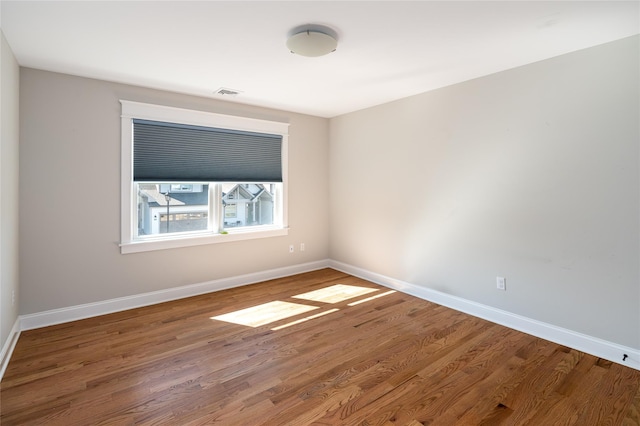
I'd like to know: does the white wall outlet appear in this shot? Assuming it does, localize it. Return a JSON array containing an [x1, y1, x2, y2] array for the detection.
[[300, 243, 305, 252], [496, 276, 506, 291], [289, 244, 294, 253]]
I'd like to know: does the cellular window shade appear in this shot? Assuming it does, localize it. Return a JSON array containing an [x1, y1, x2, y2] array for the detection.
[[133, 119, 283, 182]]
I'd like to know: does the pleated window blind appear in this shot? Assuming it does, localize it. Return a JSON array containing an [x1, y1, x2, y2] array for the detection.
[[133, 119, 283, 182]]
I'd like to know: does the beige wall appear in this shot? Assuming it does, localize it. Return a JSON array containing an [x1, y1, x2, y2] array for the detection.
[[329, 36, 640, 348], [19, 69, 329, 314], [1, 30, 20, 347]]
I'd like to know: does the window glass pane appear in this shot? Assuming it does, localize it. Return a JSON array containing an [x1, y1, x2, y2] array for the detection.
[[137, 183, 209, 236], [222, 183, 277, 229]]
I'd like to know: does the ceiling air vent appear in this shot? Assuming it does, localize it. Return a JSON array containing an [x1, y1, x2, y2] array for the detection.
[[215, 87, 242, 96]]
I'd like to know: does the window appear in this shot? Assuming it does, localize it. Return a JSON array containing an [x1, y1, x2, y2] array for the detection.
[[138, 183, 209, 235], [121, 101, 289, 253]]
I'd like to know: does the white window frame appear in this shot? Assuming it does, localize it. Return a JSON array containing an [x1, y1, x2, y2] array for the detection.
[[120, 100, 289, 254]]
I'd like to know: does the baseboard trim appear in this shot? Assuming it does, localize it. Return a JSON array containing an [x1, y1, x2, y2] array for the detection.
[[10, 258, 639, 376], [0, 318, 21, 382], [329, 260, 640, 371], [19, 259, 330, 332]]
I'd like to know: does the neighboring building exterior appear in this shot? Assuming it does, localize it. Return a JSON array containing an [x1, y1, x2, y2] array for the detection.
[[137, 183, 275, 235], [222, 183, 275, 229]]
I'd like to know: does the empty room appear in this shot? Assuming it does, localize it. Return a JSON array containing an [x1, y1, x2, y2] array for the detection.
[[1, 1, 639, 424]]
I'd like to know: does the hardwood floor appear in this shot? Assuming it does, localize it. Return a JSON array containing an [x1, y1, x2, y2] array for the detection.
[[2, 268, 639, 425]]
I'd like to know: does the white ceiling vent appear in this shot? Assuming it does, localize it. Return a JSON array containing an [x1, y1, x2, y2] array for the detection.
[[215, 87, 242, 96]]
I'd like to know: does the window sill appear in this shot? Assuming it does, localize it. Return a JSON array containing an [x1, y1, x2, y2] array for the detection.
[[120, 227, 289, 254]]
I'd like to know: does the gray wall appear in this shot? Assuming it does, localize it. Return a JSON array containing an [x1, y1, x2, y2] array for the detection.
[[19, 69, 329, 314], [329, 36, 640, 348], [1, 30, 20, 347]]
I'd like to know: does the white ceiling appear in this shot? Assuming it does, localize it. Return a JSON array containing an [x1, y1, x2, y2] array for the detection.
[[1, 1, 638, 118]]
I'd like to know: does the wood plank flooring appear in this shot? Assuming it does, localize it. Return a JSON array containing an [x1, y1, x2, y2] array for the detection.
[[1, 268, 639, 425]]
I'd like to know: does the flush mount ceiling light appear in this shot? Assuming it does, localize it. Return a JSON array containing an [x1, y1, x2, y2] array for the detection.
[[286, 27, 338, 57]]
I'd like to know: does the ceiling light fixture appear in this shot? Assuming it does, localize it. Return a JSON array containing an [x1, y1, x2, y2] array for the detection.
[[286, 27, 337, 57]]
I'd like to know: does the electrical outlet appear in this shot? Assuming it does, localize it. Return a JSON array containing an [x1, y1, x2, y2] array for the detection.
[[289, 245, 294, 253], [300, 243, 305, 252], [496, 276, 506, 291]]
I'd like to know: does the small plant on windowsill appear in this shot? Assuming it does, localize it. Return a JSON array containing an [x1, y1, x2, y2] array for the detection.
[[220, 230, 228, 234]]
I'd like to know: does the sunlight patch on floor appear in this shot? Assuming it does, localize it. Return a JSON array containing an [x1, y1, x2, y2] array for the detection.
[[211, 301, 318, 327], [271, 308, 340, 331], [347, 290, 396, 306], [292, 284, 378, 303]]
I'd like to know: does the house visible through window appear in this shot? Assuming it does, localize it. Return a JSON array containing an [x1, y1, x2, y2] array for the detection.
[[120, 101, 289, 253], [169, 184, 194, 192], [136, 182, 277, 236], [137, 183, 210, 235]]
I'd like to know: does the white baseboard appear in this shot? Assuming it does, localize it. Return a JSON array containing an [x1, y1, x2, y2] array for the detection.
[[1, 260, 324, 382], [329, 260, 640, 371], [7, 258, 638, 381], [0, 318, 21, 381], [19, 259, 330, 331]]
